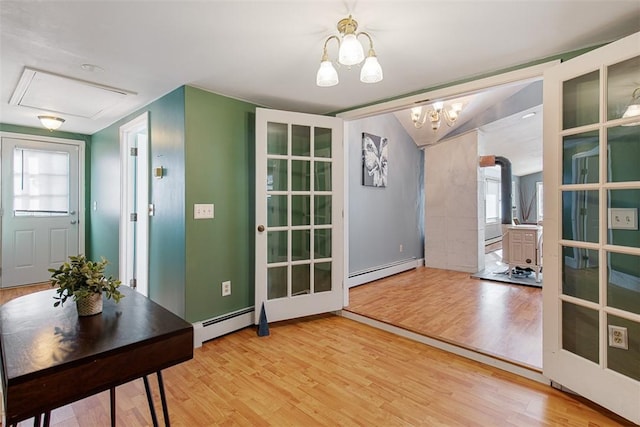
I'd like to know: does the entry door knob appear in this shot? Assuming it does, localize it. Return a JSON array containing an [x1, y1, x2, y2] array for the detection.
[[257, 225, 265, 232], [70, 220, 77, 224]]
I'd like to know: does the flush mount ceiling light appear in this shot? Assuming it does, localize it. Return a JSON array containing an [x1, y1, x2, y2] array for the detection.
[[622, 87, 640, 126], [411, 102, 463, 131], [38, 115, 65, 131], [316, 15, 383, 87]]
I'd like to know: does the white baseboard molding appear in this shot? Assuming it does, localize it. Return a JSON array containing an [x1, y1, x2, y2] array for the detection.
[[339, 310, 548, 385], [193, 307, 254, 348], [347, 258, 424, 288]]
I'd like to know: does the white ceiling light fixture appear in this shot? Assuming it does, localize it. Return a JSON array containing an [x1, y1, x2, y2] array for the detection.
[[38, 115, 65, 131], [622, 87, 640, 125], [411, 102, 463, 131], [316, 15, 383, 87]]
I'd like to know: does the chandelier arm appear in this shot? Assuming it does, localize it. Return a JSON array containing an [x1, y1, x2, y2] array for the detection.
[[322, 35, 341, 56], [632, 87, 640, 100], [357, 32, 374, 50], [442, 109, 456, 127]]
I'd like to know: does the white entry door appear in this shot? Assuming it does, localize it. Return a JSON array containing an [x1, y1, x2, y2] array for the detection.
[[1, 136, 81, 287], [543, 31, 640, 424], [255, 108, 343, 323]]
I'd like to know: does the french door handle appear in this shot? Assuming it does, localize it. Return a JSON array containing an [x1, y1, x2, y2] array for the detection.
[[69, 210, 76, 215], [70, 220, 77, 224], [257, 225, 265, 232]]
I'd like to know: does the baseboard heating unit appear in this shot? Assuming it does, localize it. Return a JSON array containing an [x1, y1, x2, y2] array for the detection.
[[347, 258, 424, 288], [192, 307, 254, 347]]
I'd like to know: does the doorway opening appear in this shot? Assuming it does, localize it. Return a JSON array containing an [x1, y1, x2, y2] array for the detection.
[[339, 63, 550, 372]]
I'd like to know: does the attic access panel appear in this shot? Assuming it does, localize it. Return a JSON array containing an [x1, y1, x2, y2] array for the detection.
[[10, 68, 135, 119]]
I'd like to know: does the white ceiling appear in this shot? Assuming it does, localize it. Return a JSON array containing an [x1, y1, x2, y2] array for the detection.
[[1, 1, 639, 135]]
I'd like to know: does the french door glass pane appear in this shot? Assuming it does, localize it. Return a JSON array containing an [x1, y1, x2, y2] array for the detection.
[[314, 229, 331, 258], [314, 195, 331, 225], [291, 230, 310, 261], [562, 247, 599, 303], [267, 122, 288, 155], [267, 159, 287, 191], [562, 190, 599, 243], [607, 314, 640, 381], [607, 125, 640, 182], [607, 189, 640, 248], [291, 195, 310, 226], [607, 252, 640, 315], [292, 264, 311, 296], [562, 131, 599, 185], [264, 119, 335, 303], [315, 161, 332, 191], [292, 125, 311, 156], [13, 148, 69, 216], [314, 262, 332, 293], [314, 127, 332, 158], [607, 55, 640, 121], [563, 70, 599, 130], [291, 160, 310, 191], [267, 195, 287, 227], [562, 301, 599, 363], [267, 231, 287, 263], [267, 266, 287, 300]]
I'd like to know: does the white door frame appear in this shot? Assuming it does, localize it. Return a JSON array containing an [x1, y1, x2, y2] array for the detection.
[[0, 131, 86, 278], [337, 61, 559, 308], [119, 112, 149, 296]]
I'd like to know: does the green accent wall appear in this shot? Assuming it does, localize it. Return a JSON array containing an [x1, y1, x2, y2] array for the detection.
[[184, 86, 256, 323], [90, 87, 187, 317], [88, 86, 255, 323]]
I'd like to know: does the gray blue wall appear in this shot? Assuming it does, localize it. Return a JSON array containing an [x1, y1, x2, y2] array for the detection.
[[348, 113, 424, 275], [518, 171, 542, 223]]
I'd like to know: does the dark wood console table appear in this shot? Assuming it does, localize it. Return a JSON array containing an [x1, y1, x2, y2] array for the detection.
[[0, 286, 193, 426]]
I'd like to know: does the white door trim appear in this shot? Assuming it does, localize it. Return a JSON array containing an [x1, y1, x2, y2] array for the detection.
[[119, 112, 149, 296], [0, 131, 86, 257]]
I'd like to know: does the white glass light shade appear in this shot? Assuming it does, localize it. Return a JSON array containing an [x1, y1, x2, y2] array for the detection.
[[623, 103, 640, 119], [410, 107, 423, 122], [38, 115, 65, 130], [622, 103, 640, 126], [316, 61, 339, 87], [338, 34, 365, 66], [360, 56, 383, 83], [432, 101, 444, 111]]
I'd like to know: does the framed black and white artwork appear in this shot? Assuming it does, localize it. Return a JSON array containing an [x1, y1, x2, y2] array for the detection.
[[362, 132, 388, 187]]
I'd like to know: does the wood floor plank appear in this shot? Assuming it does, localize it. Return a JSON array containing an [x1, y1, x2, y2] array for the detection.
[[345, 266, 543, 369]]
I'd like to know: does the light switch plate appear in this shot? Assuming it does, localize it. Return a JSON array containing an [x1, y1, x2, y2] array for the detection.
[[608, 208, 638, 230], [194, 203, 214, 219]]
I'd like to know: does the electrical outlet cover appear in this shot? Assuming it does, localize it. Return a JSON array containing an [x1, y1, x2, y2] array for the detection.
[[608, 325, 628, 350]]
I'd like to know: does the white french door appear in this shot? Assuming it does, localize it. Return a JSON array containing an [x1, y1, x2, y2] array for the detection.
[[255, 108, 343, 324], [1, 136, 82, 287], [543, 32, 640, 424]]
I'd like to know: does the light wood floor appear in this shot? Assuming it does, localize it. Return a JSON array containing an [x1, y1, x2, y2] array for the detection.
[[1, 283, 629, 426], [345, 267, 543, 370]]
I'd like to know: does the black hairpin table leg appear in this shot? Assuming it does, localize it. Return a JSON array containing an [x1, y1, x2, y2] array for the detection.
[[156, 371, 171, 427], [143, 375, 160, 427], [110, 387, 116, 427]]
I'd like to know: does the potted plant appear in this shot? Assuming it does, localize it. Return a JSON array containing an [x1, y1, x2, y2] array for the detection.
[[49, 254, 124, 316]]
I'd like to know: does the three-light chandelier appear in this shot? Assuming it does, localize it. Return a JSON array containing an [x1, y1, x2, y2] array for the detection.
[[316, 15, 383, 87]]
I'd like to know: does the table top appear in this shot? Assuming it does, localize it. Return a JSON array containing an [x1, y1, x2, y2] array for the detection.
[[0, 285, 193, 389]]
